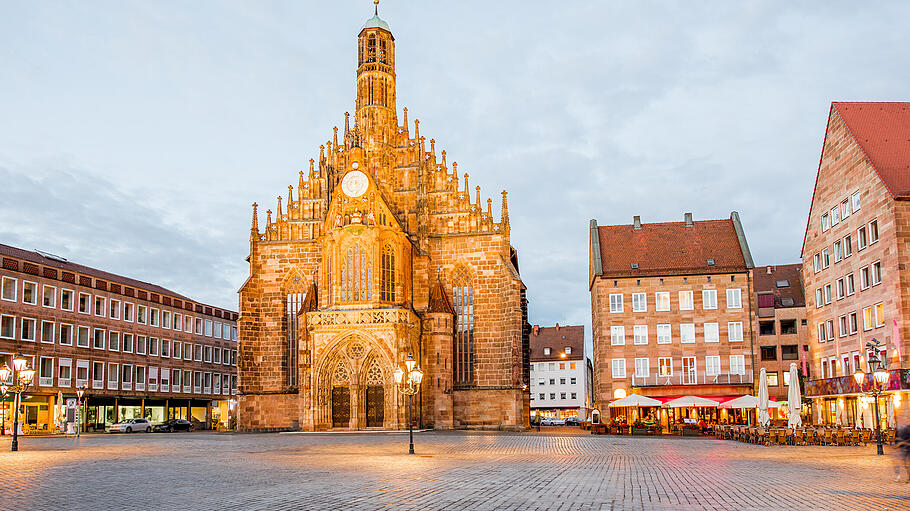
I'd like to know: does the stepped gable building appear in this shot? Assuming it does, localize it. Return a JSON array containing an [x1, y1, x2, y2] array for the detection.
[[529, 324, 591, 420], [751, 264, 809, 402], [0, 242, 238, 433], [801, 102, 910, 424], [589, 213, 756, 416], [238, 8, 530, 431]]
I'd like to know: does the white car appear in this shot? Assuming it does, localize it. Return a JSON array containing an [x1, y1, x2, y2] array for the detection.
[[540, 418, 566, 426], [109, 418, 152, 433]]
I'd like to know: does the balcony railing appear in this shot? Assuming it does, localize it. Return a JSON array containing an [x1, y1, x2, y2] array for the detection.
[[631, 371, 754, 387]]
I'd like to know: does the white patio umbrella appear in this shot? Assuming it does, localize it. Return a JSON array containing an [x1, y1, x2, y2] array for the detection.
[[787, 363, 802, 429], [719, 395, 780, 409], [861, 401, 874, 429], [757, 368, 770, 427], [608, 394, 662, 407], [661, 395, 720, 408], [887, 396, 895, 428], [834, 400, 844, 426]]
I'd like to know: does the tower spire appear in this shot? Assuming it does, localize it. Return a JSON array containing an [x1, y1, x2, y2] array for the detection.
[[374, 0, 379, 15]]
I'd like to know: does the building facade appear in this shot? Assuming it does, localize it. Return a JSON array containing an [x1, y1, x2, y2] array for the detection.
[[529, 324, 590, 420], [589, 213, 756, 423], [751, 264, 809, 402], [801, 102, 910, 425], [238, 9, 529, 432], [0, 243, 238, 434]]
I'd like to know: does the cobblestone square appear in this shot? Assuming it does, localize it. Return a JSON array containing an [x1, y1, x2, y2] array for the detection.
[[1, 429, 908, 510]]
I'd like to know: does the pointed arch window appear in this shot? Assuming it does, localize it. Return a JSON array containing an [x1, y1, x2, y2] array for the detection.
[[367, 34, 377, 63], [284, 278, 307, 387], [452, 266, 474, 385], [381, 244, 396, 302], [341, 244, 371, 302]]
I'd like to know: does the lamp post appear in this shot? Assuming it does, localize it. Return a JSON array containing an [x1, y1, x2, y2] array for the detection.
[[1, 354, 36, 452], [393, 353, 423, 455], [852, 338, 890, 456], [75, 384, 87, 438]]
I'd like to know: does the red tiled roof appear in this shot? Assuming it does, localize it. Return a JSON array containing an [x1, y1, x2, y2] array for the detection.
[[833, 102, 910, 199], [0, 242, 236, 317], [530, 324, 584, 362], [751, 264, 805, 308], [596, 219, 748, 277]]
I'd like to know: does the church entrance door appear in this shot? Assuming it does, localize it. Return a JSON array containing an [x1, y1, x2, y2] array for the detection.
[[365, 385, 384, 427], [331, 386, 350, 427]]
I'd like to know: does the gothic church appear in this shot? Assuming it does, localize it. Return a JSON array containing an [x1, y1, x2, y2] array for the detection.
[[238, 7, 530, 431]]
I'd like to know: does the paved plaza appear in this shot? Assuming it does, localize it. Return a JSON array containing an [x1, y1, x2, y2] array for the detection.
[[0, 428, 908, 510]]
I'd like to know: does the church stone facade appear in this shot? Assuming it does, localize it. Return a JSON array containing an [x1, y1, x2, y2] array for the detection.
[[237, 10, 530, 431]]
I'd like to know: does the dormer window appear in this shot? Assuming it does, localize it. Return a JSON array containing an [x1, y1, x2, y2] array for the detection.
[[543, 347, 551, 355], [565, 347, 572, 355]]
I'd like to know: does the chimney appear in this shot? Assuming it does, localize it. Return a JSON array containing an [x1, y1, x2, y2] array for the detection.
[[533, 325, 539, 336], [555, 323, 560, 331], [766, 266, 773, 274], [684, 212, 693, 227], [633, 215, 642, 230]]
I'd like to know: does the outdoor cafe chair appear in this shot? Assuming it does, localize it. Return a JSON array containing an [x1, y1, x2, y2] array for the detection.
[[793, 429, 805, 446]]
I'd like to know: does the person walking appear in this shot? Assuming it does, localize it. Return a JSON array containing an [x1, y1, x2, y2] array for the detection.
[[894, 422, 910, 482]]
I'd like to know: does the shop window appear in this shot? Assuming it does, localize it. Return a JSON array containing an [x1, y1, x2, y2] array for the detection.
[[766, 372, 779, 387]]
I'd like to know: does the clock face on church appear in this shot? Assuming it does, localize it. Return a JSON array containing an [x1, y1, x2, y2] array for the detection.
[[341, 170, 369, 197]]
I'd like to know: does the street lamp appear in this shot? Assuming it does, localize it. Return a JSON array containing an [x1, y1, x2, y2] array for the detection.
[[75, 384, 87, 438], [852, 338, 890, 456], [1, 354, 35, 452], [393, 353, 423, 455]]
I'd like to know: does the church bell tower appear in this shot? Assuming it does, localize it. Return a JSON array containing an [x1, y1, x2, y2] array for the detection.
[[355, 1, 397, 148]]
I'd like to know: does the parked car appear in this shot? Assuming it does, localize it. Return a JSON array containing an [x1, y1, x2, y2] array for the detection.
[[153, 419, 194, 433], [540, 418, 566, 426], [564, 417, 581, 426], [109, 418, 152, 433]]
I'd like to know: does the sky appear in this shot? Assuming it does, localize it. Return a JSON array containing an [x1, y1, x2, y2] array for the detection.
[[2, 1, 909, 354]]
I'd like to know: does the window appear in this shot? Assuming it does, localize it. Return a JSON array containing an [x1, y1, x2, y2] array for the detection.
[[704, 322, 719, 343], [655, 292, 670, 311], [857, 226, 868, 250], [559, 377, 566, 384], [149, 367, 159, 392], [78, 292, 90, 313], [171, 369, 179, 391], [570, 376, 577, 383], [874, 303, 885, 328], [702, 290, 717, 310], [780, 319, 797, 334], [846, 274, 855, 296], [19, 318, 36, 342], [341, 244, 372, 302], [135, 366, 146, 391], [680, 323, 695, 343], [727, 322, 743, 342], [75, 360, 89, 388], [838, 315, 848, 337], [815, 288, 822, 308], [871, 261, 881, 286], [823, 284, 832, 304], [843, 235, 852, 258], [766, 372, 779, 387], [381, 244, 396, 301], [94, 296, 105, 317], [781, 345, 799, 360], [833, 241, 842, 263], [0, 315, 14, 339], [822, 249, 830, 269], [137, 305, 147, 324], [76, 326, 89, 347], [609, 294, 623, 313], [725, 288, 742, 309], [656, 324, 671, 344], [836, 278, 845, 300], [42, 285, 56, 308], [87, 327, 103, 349], [59, 323, 73, 345], [821, 213, 829, 232], [538, 393, 544, 400], [634, 358, 649, 378], [860, 267, 870, 290], [58, 358, 72, 387], [183, 369, 191, 393], [59, 289, 74, 311], [149, 337, 159, 357], [184, 343, 192, 360], [611, 359, 626, 379], [759, 321, 775, 335], [705, 356, 721, 377], [173, 341, 182, 359], [658, 357, 672, 377], [108, 362, 119, 390], [109, 299, 120, 319], [729, 355, 745, 375], [123, 302, 134, 322], [841, 199, 850, 220], [852, 191, 861, 212], [162, 311, 171, 329], [231, 327, 237, 341], [813, 254, 820, 273], [817, 323, 826, 343], [174, 313, 182, 331], [22, 281, 38, 305], [452, 268, 475, 385], [108, 331, 120, 351], [213, 321, 221, 339], [194, 344, 203, 362], [543, 347, 550, 355], [193, 371, 202, 393], [565, 346, 572, 355], [1, 277, 15, 302], [40, 320, 54, 344], [136, 336, 147, 355], [185, 316, 193, 332], [679, 291, 694, 310], [162, 339, 171, 358], [631, 292, 646, 312], [39, 357, 54, 386], [550, 393, 556, 400], [204, 319, 212, 337], [760, 346, 777, 361], [848, 312, 858, 334], [204, 345, 212, 363], [633, 325, 648, 345], [549, 379, 555, 385], [868, 220, 879, 244], [610, 326, 625, 346], [195, 318, 203, 335], [122, 333, 134, 353], [92, 361, 104, 389], [150, 308, 159, 327], [213, 346, 221, 364]]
